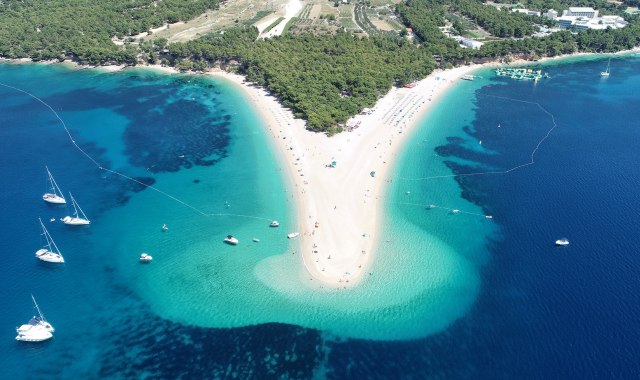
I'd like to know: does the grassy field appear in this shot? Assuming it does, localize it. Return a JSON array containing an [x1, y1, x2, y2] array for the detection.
[[149, 0, 285, 42]]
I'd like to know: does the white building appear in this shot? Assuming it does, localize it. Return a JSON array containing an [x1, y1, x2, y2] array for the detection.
[[562, 7, 599, 18], [512, 8, 542, 17], [546, 9, 558, 20], [556, 7, 628, 30], [460, 38, 483, 49]]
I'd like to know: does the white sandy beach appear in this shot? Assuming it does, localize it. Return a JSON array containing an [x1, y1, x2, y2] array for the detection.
[[210, 64, 484, 287]]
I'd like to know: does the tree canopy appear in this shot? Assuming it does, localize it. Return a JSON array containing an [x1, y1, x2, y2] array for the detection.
[[1, 0, 639, 132], [169, 30, 436, 132], [0, 0, 219, 64]]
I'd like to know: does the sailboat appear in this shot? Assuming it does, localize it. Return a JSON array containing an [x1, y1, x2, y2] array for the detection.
[[61, 192, 90, 225], [15, 294, 55, 342], [42, 166, 66, 204], [600, 59, 610, 77], [35, 218, 64, 263]]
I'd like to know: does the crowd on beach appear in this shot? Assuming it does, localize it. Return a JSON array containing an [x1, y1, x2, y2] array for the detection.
[[216, 66, 480, 289]]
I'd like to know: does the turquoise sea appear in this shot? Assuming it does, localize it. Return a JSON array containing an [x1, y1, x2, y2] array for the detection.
[[1, 54, 639, 378]]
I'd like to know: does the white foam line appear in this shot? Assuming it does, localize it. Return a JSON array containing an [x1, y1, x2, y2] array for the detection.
[[400, 93, 558, 181], [1, 82, 271, 221]]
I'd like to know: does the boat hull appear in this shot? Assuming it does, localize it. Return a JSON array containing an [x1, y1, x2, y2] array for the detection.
[[15, 322, 54, 342], [43, 194, 66, 204], [62, 216, 90, 225], [15, 331, 53, 342], [35, 249, 64, 263]]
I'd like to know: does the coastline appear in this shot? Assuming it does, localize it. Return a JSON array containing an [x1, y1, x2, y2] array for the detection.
[[207, 65, 485, 287], [2, 49, 635, 288]]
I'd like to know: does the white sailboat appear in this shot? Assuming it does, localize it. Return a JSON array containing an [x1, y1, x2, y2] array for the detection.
[[61, 192, 90, 225], [35, 218, 64, 263], [42, 166, 66, 204], [600, 59, 610, 77], [15, 295, 55, 342]]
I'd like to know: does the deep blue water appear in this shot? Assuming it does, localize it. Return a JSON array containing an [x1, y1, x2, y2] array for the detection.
[[1, 56, 639, 378], [330, 55, 640, 378]]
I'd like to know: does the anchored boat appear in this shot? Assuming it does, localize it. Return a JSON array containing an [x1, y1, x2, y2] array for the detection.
[[42, 166, 66, 204], [35, 218, 64, 263], [61, 192, 90, 225], [15, 295, 55, 342]]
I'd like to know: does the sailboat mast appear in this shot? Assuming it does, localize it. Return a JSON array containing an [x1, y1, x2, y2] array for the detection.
[[45, 166, 65, 199], [38, 218, 52, 251], [40, 218, 62, 255], [69, 192, 79, 218], [31, 294, 46, 321], [71, 193, 89, 220]]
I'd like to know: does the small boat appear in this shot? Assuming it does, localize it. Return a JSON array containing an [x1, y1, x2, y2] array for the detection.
[[252, 238, 260, 243], [16, 295, 55, 342], [35, 218, 64, 263], [428, 204, 436, 209], [61, 192, 90, 225], [269, 221, 280, 228], [224, 235, 239, 245], [162, 224, 168, 232], [600, 58, 610, 77], [42, 166, 66, 204], [452, 209, 460, 214], [461, 74, 475, 81], [287, 232, 300, 239], [485, 215, 493, 219], [139, 253, 153, 262], [555, 238, 570, 246]]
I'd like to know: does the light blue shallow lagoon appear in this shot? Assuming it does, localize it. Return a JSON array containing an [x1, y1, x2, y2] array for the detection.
[[1, 53, 639, 378]]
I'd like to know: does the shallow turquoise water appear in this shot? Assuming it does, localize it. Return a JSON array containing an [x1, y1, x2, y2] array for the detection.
[[3, 53, 640, 378], [0, 62, 489, 357]]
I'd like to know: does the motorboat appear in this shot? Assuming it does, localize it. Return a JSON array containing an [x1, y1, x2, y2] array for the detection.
[[462, 74, 475, 81], [555, 238, 570, 246], [42, 166, 66, 204], [287, 232, 300, 239], [61, 192, 90, 225], [16, 295, 54, 342], [252, 238, 260, 243], [224, 235, 239, 245], [139, 253, 153, 263], [269, 221, 280, 227], [35, 218, 64, 263]]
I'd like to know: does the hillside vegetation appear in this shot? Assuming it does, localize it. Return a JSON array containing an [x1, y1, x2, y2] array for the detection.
[[168, 29, 436, 132], [1, 0, 640, 133], [0, 0, 219, 64]]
